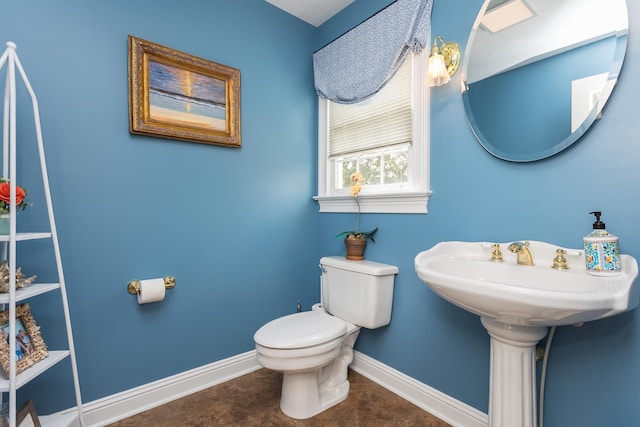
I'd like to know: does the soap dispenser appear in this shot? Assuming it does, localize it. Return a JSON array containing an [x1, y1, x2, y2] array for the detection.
[[583, 211, 621, 275]]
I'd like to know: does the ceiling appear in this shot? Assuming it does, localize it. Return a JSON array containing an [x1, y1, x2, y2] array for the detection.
[[264, 0, 355, 27]]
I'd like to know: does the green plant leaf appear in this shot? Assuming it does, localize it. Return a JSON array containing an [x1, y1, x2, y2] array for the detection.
[[361, 227, 378, 243], [336, 231, 355, 239], [336, 227, 378, 243]]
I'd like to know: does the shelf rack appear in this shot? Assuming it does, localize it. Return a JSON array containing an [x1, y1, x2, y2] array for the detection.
[[0, 42, 84, 427]]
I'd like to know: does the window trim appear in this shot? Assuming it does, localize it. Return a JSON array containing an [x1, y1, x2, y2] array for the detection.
[[314, 50, 431, 214]]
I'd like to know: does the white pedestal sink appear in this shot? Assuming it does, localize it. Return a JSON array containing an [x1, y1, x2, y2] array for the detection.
[[415, 241, 639, 427]]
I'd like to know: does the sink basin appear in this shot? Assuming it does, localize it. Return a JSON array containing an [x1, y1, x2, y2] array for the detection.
[[415, 240, 639, 426], [415, 241, 639, 326]]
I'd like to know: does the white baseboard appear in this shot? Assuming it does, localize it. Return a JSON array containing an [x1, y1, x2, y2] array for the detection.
[[61, 350, 262, 427], [55, 350, 487, 427], [351, 351, 488, 427]]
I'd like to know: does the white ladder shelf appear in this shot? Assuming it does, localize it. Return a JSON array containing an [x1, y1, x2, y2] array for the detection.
[[0, 42, 84, 427]]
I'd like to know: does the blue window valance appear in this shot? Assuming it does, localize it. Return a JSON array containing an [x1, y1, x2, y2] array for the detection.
[[313, 0, 433, 104]]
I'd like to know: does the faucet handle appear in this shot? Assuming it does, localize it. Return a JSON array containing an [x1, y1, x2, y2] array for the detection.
[[508, 241, 527, 253], [489, 243, 504, 262], [551, 249, 570, 270]]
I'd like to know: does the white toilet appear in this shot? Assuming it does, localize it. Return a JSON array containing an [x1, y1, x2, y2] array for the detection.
[[254, 256, 398, 419]]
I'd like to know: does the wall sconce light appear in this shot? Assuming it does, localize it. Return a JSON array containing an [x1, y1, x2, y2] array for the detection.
[[426, 36, 462, 87]]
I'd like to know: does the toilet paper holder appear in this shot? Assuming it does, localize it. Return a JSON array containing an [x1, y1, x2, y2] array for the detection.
[[127, 276, 176, 295]]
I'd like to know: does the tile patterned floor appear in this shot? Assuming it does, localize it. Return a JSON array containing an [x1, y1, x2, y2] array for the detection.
[[108, 368, 451, 426]]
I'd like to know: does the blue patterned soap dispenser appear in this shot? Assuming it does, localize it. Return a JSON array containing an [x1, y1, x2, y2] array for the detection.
[[583, 211, 621, 276]]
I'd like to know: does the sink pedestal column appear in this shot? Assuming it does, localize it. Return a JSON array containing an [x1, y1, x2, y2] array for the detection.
[[481, 318, 548, 427]]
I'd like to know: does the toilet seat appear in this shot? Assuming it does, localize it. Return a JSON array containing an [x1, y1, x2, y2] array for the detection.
[[254, 311, 346, 349]]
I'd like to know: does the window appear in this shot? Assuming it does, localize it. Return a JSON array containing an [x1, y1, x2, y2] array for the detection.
[[315, 50, 431, 214]]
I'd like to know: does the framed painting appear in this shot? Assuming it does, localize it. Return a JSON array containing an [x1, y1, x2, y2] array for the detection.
[[128, 35, 241, 148], [0, 304, 48, 378]]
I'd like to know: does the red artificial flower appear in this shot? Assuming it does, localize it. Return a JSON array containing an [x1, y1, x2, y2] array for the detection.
[[0, 182, 26, 206]]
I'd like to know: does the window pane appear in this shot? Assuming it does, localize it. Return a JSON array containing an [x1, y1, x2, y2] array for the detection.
[[384, 150, 408, 184], [359, 154, 381, 186], [336, 146, 408, 189], [339, 159, 357, 188]]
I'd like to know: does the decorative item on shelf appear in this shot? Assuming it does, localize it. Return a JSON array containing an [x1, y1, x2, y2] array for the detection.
[[0, 261, 36, 293], [0, 177, 30, 235], [336, 171, 378, 261], [0, 303, 48, 378], [0, 214, 7, 236], [16, 400, 41, 427]]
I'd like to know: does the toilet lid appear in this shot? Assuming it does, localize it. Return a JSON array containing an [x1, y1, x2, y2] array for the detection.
[[254, 311, 347, 349]]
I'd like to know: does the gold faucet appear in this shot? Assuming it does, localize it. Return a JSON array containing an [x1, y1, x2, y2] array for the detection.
[[489, 243, 504, 262], [508, 241, 535, 266], [551, 249, 570, 270]]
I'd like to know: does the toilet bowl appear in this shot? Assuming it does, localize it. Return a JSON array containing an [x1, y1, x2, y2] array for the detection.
[[254, 257, 398, 420], [255, 307, 359, 419]]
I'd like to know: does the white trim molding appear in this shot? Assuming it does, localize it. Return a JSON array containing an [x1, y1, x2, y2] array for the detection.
[[351, 351, 488, 427], [314, 191, 432, 214], [58, 351, 262, 427], [52, 350, 486, 427]]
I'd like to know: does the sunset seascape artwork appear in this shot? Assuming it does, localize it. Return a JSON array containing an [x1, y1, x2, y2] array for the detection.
[[148, 61, 227, 132], [129, 35, 241, 147]]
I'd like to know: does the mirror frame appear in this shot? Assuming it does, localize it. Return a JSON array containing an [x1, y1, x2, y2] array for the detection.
[[461, 0, 629, 162]]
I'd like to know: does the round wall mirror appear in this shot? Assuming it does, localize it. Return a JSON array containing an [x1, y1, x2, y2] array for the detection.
[[461, 0, 628, 162]]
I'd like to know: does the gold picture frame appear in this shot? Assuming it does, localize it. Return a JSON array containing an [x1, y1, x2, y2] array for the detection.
[[0, 304, 48, 377], [128, 35, 241, 148]]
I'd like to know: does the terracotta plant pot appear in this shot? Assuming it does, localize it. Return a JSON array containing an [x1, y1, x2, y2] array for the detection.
[[344, 237, 367, 260]]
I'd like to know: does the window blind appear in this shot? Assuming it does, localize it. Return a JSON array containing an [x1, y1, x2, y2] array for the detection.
[[328, 56, 413, 158]]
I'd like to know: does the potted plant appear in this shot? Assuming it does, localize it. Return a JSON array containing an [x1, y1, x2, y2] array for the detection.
[[336, 171, 377, 260], [0, 178, 29, 234]]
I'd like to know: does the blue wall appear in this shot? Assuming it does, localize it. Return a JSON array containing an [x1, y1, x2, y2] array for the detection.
[[0, 0, 319, 414], [319, 1, 640, 426], [2, 1, 640, 426]]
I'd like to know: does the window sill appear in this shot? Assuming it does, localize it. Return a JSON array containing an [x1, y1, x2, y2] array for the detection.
[[314, 191, 432, 214]]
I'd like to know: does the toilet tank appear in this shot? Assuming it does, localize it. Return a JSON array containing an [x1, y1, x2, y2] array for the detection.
[[320, 256, 398, 329]]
